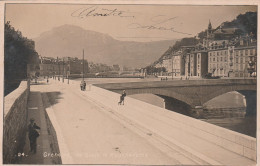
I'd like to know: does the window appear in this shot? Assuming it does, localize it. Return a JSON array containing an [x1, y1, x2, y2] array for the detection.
[[250, 49, 253, 55], [225, 51, 227, 55], [224, 57, 227, 62], [217, 52, 219, 56], [209, 53, 211, 56], [245, 50, 248, 55], [217, 57, 219, 62], [213, 58, 215, 62], [235, 51, 239, 56], [240, 58, 243, 63], [221, 57, 223, 62], [240, 64, 243, 70], [236, 58, 238, 63]]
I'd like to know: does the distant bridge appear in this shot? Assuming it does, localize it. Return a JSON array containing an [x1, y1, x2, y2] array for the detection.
[[95, 79, 256, 117]]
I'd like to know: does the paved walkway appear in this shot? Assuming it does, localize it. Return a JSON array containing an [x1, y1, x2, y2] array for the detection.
[[19, 84, 53, 164], [18, 78, 257, 165], [57, 79, 256, 166], [39, 79, 198, 165]]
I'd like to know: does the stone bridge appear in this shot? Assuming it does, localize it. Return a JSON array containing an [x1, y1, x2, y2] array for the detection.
[[95, 79, 257, 117]]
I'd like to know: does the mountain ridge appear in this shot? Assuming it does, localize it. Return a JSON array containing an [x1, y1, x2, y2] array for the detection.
[[34, 24, 177, 68]]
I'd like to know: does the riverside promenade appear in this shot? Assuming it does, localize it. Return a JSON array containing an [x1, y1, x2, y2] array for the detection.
[[20, 78, 256, 165]]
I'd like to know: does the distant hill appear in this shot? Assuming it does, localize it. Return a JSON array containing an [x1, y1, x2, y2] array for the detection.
[[34, 24, 177, 68], [152, 37, 199, 66], [217, 12, 257, 37]]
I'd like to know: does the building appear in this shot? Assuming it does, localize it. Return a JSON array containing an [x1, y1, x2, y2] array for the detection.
[[228, 45, 257, 77], [39, 63, 60, 76], [208, 45, 257, 77], [112, 64, 120, 71], [38, 56, 88, 77], [208, 47, 228, 77], [189, 53, 197, 77], [172, 51, 182, 77], [196, 51, 208, 77], [184, 53, 191, 77], [152, 19, 257, 78], [162, 58, 172, 74], [184, 50, 208, 78]]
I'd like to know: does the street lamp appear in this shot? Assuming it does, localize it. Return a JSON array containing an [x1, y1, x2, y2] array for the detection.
[[67, 63, 70, 84], [57, 57, 60, 81], [171, 58, 173, 80], [248, 60, 255, 77], [80, 49, 86, 91], [62, 58, 64, 83]]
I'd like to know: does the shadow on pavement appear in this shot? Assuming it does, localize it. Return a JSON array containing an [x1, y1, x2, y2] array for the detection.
[[30, 82, 49, 85], [43, 92, 63, 108]]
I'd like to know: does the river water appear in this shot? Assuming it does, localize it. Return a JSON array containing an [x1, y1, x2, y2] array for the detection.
[[76, 77, 256, 137]]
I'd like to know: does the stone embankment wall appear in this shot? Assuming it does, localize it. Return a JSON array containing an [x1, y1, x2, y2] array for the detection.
[[3, 81, 30, 164], [174, 113, 257, 161]]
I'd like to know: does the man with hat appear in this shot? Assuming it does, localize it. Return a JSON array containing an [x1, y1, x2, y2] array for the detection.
[[28, 118, 40, 154]]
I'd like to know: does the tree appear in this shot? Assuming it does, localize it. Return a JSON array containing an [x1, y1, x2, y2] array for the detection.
[[4, 21, 39, 95]]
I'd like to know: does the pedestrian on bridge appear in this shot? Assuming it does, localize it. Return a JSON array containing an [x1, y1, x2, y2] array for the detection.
[[28, 118, 40, 154], [118, 90, 126, 105]]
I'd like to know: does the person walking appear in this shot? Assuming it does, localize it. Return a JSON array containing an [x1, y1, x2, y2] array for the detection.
[[80, 80, 86, 91], [28, 118, 40, 154], [118, 90, 126, 105]]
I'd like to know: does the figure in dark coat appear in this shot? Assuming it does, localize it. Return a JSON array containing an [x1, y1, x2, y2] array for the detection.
[[80, 81, 86, 91], [28, 118, 40, 154], [118, 90, 126, 105]]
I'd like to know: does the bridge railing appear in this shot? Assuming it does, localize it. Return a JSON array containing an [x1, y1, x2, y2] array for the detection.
[[94, 79, 257, 90]]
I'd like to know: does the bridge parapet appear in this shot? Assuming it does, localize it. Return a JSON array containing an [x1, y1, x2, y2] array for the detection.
[[95, 79, 256, 117], [95, 79, 256, 90]]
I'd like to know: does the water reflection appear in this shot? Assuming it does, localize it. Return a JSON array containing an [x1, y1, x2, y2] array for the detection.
[[130, 92, 256, 138]]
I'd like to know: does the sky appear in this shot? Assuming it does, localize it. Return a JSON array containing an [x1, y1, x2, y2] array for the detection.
[[5, 4, 257, 42]]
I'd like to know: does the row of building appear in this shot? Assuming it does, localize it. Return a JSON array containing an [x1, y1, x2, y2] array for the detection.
[[27, 56, 133, 78], [152, 22, 257, 78], [26, 57, 89, 78], [38, 57, 88, 77]]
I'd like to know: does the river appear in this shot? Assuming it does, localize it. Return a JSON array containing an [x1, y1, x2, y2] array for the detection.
[[75, 77, 256, 137]]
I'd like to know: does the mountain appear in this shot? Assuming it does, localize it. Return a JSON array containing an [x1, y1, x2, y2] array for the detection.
[[34, 24, 177, 68]]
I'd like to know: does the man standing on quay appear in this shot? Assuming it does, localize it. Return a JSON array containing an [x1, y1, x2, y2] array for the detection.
[[118, 90, 127, 105], [28, 118, 40, 154]]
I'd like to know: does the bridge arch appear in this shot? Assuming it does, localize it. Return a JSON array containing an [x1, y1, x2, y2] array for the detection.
[[125, 88, 195, 107], [121, 84, 256, 109], [200, 85, 256, 105]]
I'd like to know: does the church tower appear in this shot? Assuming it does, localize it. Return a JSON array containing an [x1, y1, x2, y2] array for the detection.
[[203, 20, 214, 48], [207, 20, 213, 39]]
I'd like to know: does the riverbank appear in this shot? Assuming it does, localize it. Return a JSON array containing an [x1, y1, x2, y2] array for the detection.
[[68, 77, 256, 137]]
